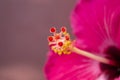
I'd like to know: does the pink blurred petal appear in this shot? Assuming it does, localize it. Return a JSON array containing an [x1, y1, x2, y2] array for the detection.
[[45, 52, 102, 80], [45, 0, 120, 80], [71, 0, 120, 52]]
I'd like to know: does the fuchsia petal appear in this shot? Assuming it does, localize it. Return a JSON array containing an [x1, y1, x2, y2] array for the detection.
[[45, 0, 120, 80], [71, 0, 120, 52], [111, 10, 120, 48], [45, 51, 102, 80]]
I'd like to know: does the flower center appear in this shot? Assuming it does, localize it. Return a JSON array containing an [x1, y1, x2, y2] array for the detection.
[[100, 46, 120, 79]]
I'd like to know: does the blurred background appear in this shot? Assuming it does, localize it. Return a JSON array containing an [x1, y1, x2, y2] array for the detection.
[[0, 0, 76, 80]]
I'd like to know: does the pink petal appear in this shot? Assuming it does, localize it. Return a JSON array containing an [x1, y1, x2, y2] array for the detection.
[[71, 0, 120, 52], [44, 51, 102, 80], [111, 11, 120, 48], [45, 0, 120, 80]]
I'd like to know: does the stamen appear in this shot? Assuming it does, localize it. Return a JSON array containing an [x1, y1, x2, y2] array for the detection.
[[48, 26, 117, 66], [65, 35, 70, 40], [55, 34, 60, 40]]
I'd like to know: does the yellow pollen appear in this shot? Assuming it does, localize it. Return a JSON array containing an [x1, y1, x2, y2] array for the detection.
[[48, 26, 72, 55]]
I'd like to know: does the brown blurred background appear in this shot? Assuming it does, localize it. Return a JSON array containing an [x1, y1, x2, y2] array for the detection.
[[0, 0, 76, 80]]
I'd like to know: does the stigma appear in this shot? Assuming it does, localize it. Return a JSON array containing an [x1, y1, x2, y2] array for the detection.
[[48, 26, 72, 55]]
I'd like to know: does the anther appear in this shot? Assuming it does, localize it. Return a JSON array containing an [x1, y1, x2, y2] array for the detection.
[[55, 34, 60, 40], [65, 35, 70, 40]]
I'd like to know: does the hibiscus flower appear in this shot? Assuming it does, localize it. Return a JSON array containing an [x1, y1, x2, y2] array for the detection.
[[44, 0, 120, 80]]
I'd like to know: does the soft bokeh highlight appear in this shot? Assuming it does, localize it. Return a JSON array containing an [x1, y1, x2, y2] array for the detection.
[[0, 0, 75, 80]]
